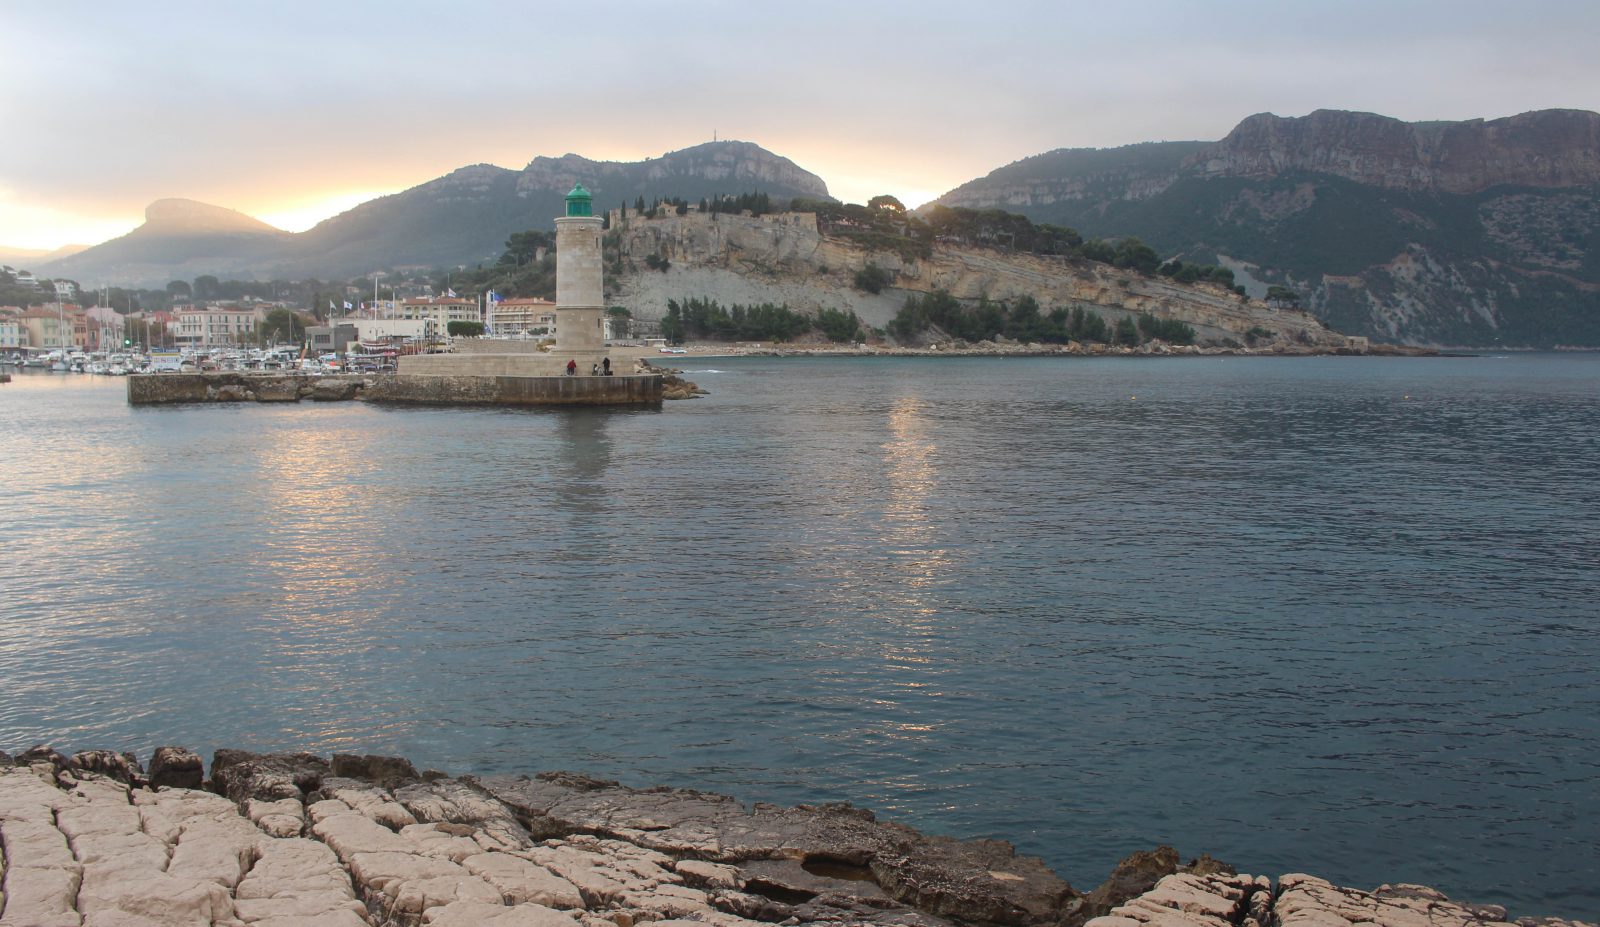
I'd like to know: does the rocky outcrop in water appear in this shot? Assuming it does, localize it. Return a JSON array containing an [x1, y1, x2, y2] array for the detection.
[[0, 747, 1591, 927]]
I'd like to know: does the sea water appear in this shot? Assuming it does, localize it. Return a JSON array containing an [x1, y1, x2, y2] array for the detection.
[[1, 355, 1596, 917]]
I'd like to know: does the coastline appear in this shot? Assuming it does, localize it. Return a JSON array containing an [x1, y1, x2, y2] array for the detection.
[[647, 340, 1443, 360], [1, 745, 1588, 927]]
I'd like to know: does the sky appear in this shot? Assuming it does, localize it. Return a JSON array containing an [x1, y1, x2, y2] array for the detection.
[[2, 0, 1597, 252]]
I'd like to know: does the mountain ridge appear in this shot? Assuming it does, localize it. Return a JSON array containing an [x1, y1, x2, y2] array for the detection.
[[931, 108, 1600, 346], [39, 141, 830, 286]]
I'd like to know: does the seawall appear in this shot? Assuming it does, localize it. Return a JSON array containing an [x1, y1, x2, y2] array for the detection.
[[365, 373, 662, 406], [127, 371, 664, 407], [127, 372, 372, 405]]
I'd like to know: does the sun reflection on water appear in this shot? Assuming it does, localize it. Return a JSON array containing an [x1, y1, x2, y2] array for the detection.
[[881, 395, 955, 604]]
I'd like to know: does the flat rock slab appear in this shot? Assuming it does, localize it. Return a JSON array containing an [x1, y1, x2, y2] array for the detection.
[[3, 750, 1591, 927]]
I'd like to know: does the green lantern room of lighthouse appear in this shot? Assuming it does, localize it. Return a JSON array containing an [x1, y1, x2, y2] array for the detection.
[[565, 183, 593, 217]]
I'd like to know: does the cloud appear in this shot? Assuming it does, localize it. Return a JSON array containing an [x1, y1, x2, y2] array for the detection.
[[2, 0, 1596, 247]]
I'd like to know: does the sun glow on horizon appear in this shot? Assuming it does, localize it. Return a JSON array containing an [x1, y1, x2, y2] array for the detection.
[[0, 192, 140, 254], [255, 188, 399, 233]]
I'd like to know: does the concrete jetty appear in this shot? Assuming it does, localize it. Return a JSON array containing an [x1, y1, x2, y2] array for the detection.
[[0, 746, 1589, 927]]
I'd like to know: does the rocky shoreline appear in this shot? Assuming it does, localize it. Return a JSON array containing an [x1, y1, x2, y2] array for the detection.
[[0, 746, 1588, 927], [658, 340, 1440, 359]]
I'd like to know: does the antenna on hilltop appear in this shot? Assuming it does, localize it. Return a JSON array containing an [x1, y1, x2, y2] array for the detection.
[[713, 129, 717, 142]]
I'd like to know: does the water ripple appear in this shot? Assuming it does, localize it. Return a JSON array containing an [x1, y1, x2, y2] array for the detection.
[[1, 358, 1597, 918]]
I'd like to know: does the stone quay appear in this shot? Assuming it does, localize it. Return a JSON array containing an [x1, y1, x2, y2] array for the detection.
[[0, 745, 1590, 927]]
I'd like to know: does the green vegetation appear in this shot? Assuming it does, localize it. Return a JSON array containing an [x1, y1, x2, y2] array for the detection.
[[259, 308, 305, 343], [498, 230, 553, 266], [644, 253, 670, 272], [1136, 312, 1196, 344], [659, 297, 861, 345], [814, 307, 865, 343], [1161, 259, 1236, 288], [707, 192, 773, 217], [886, 289, 1193, 347], [789, 196, 935, 261], [448, 320, 485, 337], [852, 262, 890, 294], [1264, 285, 1301, 309]]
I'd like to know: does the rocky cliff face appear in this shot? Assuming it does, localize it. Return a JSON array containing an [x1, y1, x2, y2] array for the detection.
[[929, 109, 1600, 346], [519, 141, 829, 199], [1193, 109, 1600, 194], [610, 211, 1347, 348]]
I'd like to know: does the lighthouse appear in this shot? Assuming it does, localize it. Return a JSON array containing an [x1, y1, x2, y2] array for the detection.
[[554, 183, 605, 358], [389, 180, 661, 402]]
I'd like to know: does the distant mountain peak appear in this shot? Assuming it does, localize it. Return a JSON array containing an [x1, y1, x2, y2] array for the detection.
[[519, 140, 829, 199], [141, 198, 285, 235]]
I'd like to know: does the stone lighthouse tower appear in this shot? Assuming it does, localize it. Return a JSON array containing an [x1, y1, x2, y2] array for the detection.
[[554, 183, 605, 359]]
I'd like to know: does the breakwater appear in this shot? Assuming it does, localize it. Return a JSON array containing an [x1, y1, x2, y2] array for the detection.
[[126, 372, 373, 405], [0, 746, 1588, 927], [126, 372, 667, 406]]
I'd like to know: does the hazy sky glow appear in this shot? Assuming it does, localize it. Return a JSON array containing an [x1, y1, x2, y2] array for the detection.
[[2, 0, 1597, 251]]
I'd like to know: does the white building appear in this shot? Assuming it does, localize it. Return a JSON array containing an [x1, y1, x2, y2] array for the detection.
[[0, 318, 22, 350], [352, 318, 432, 343], [490, 298, 557, 337], [397, 297, 478, 333], [174, 306, 265, 348]]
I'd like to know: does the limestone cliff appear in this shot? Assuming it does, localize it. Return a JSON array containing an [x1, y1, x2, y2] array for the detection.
[[519, 141, 828, 200], [1193, 109, 1600, 194], [930, 109, 1600, 347], [609, 211, 1347, 348]]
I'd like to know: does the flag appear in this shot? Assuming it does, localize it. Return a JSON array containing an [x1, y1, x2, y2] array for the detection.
[[446, 288, 458, 298], [489, 290, 503, 303], [343, 301, 353, 310], [328, 300, 336, 312]]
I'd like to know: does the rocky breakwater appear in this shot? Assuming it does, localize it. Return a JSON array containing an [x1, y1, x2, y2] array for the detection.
[[0, 746, 1591, 927], [127, 372, 374, 405]]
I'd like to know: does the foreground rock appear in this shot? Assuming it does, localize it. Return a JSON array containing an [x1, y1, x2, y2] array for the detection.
[[1082, 870, 1594, 927], [0, 747, 1591, 927]]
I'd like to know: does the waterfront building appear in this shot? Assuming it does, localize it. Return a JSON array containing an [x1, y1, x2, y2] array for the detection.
[[398, 297, 478, 332], [307, 323, 360, 355], [18, 307, 76, 350], [173, 306, 266, 348], [490, 297, 557, 337], [352, 318, 432, 343], [0, 317, 21, 350]]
